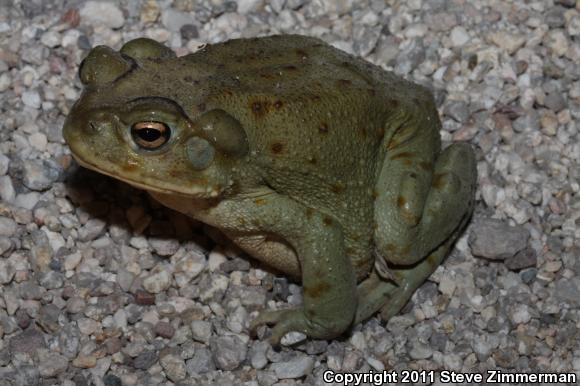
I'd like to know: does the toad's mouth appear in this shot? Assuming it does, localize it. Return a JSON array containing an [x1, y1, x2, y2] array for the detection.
[[69, 152, 218, 198]]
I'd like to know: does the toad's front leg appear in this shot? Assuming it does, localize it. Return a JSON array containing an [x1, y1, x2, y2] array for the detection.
[[215, 191, 358, 344], [151, 188, 358, 343]]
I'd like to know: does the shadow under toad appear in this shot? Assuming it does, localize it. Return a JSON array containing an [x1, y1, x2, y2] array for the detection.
[[63, 161, 289, 289]]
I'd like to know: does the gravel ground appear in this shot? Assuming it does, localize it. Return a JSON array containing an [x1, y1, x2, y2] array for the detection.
[[0, 0, 579, 385]]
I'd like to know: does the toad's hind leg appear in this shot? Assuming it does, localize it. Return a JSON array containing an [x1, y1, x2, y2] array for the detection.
[[374, 142, 476, 267], [360, 141, 476, 322]]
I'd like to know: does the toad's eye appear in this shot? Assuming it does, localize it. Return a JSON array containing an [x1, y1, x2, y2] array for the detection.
[[131, 121, 170, 150]]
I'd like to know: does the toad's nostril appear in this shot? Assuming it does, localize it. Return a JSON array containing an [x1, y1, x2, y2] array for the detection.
[[88, 121, 99, 133]]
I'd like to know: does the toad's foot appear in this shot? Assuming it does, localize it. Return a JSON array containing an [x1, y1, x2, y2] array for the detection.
[[250, 308, 341, 345]]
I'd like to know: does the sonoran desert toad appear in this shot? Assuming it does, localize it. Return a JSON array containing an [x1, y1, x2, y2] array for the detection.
[[63, 35, 477, 343]]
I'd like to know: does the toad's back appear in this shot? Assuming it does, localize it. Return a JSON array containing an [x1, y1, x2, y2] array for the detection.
[[189, 35, 436, 217]]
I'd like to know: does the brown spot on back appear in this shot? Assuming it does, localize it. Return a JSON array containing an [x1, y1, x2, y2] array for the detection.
[[426, 253, 439, 268], [330, 183, 345, 194], [270, 142, 284, 154], [360, 127, 367, 137], [282, 64, 298, 72], [384, 243, 396, 253], [397, 124, 416, 139], [304, 281, 331, 299], [386, 139, 398, 151], [397, 195, 407, 208], [419, 161, 432, 171], [386, 125, 416, 150], [274, 100, 284, 109], [251, 100, 271, 118], [295, 48, 308, 58], [323, 216, 333, 226], [432, 173, 447, 190], [182, 75, 198, 84], [377, 126, 385, 138], [318, 122, 329, 134], [168, 169, 181, 177], [305, 208, 314, 218], [252, 101, 262, 113], [337, 79, 352, 87], [372, 190, 378, 199], [259, 72, 276, 79], [254, 198, 266, 206], [386, 99, 400, 109], [307, 156, 318, 165], [391, 151, 415, 161]]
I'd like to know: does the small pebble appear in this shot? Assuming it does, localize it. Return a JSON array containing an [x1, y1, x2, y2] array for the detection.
[[22, 159, 61, 191], [155, 321, 175, 339], [450, 26, 470, 46], [555, 277, 580, 307], [21, 90, 41, 109], [79, 1, 125, 28], [191, 320, 212, 343], [28, 132, 47, 151], [38, 350, 69, 377], [134, 289, 156, 305], [210, 335, 247, 371], [469, 218, 530, 260], [0, 153, 10, 175], [186, 347, 215, 375], [0, 217, 17, 237], [160, 350, 187, 382], [143, 268, 171, 294], [271, 355, 315, 379], [133, 351, 158, 370], [505, 247, 537, 271], [9, 327, 46, 355], [103, 374, 122, 386], [72, 354, 97, 368]]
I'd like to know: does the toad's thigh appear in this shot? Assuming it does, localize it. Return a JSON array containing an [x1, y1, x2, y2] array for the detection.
[[374, 142, 476, 265]]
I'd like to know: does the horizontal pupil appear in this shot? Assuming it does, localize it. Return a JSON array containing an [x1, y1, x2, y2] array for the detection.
[[139, 128, 161, 142]]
